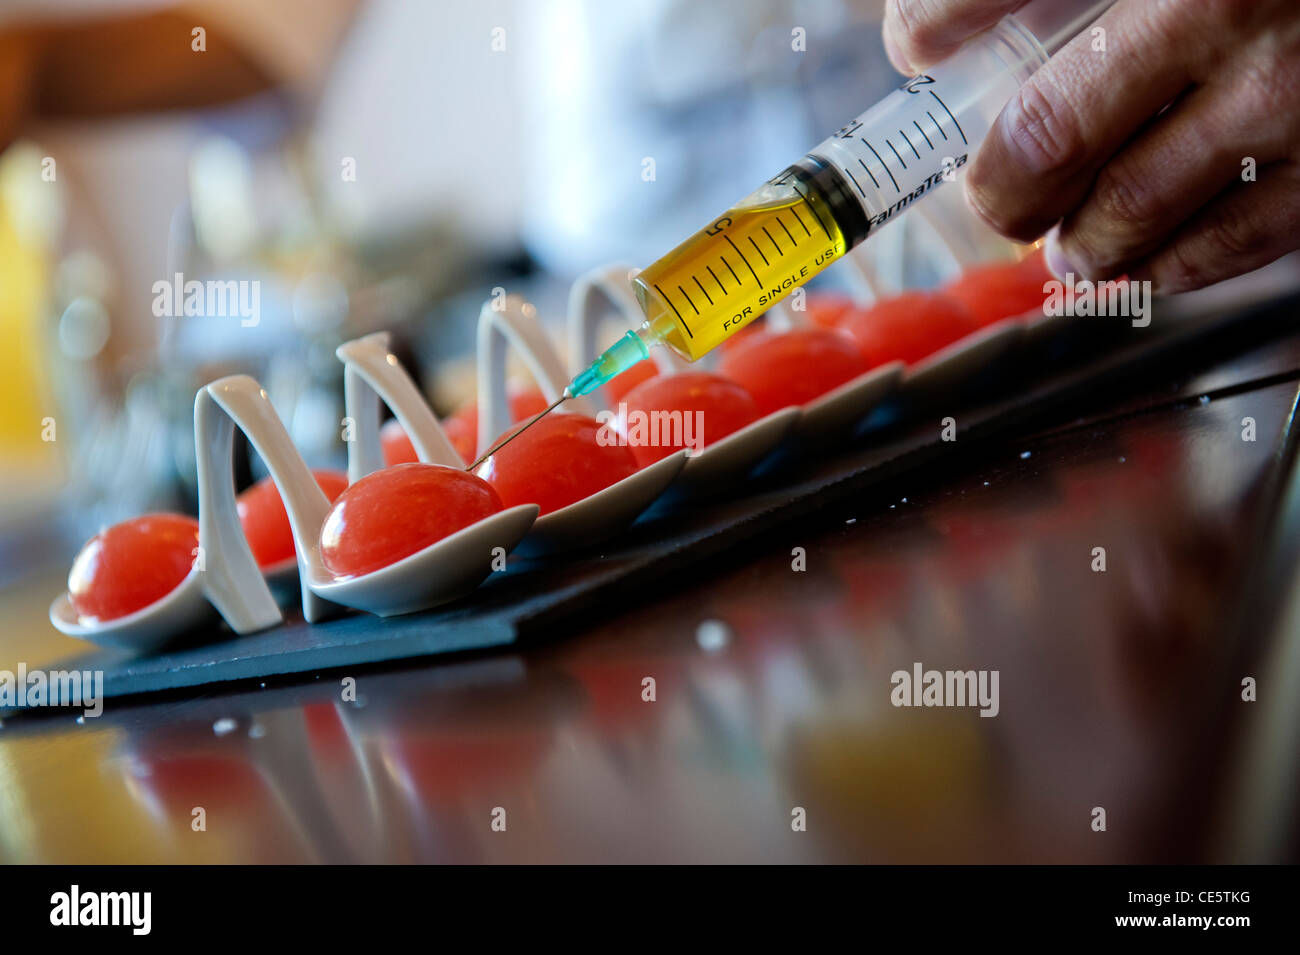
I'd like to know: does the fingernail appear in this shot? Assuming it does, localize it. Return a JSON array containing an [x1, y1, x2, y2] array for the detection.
[[1044, 227, 1074, 282]]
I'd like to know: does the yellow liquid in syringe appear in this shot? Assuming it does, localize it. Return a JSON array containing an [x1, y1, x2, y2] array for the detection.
[[632, 182, 848, 361]]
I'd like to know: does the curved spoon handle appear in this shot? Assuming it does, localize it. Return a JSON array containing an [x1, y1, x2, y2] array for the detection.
[[566, 263, 684, 399], [841, 241, 889, 304], [914, 201, 977, 279], [476, 294, 592, 455], [764, 299, 799, 332], [337, 332, 463, 476], [197, 375, 344, 625]]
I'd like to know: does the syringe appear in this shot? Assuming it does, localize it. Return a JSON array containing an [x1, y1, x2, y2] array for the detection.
[[566, 0, 1114, 399], [476, 0, 1113, 464]]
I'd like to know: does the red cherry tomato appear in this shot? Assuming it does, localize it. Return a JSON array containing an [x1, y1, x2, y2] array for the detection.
[[381, 387, 550, 467], [943, 248, 1053, 327], [616, 371, 759, 467], [380, 417, 421, 467], [68, 513, 200, 623], [804, 293, 857, 328], [319, 463, 504, 578], [441, 405, 479, 465], [717, 327, 868, 417], [603, 360, 658, 404], [838, 291, 977, 367], [475, 412, 638, 516], [236, 469, 349, 568], [508, 387, 550, 421]]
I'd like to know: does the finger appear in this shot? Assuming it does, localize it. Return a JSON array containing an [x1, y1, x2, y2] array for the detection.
[[1129, 162, 1300, 296], [1052, 87, 1273, 280], [964, 0, 1204, 243], [1053, 23, 1300, 281], [882, 0, 1026, 73]]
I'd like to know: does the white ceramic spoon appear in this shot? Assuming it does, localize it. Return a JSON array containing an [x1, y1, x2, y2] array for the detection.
[[793, 359, 906, 445], [478, 295, 687, 554], [566, 263, 800, 493], [197, 374, 537, 618], [257, 331, 472, 602], [476, 293, 596, 451], [336, 315, 682, 558], [48, 387, 295, 651], [337, 330, 465, 477], [49, 568, 224, 653]]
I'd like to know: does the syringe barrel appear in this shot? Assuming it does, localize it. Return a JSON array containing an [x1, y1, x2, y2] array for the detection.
[[1015, 0, 1117, 58], [807, 0, 1113, 247], [608, 0, 1115, 376]]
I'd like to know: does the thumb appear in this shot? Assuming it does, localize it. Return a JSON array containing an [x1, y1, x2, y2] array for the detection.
[[883, 0, 1029, 73]]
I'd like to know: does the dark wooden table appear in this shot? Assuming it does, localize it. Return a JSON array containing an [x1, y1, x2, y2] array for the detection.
[[2, 308, 1298, 864]]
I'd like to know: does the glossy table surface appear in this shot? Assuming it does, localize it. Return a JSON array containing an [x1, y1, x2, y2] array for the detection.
[[3, 316, 1299, 864]]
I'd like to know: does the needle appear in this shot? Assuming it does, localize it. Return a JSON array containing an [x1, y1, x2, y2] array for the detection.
[[467, 391, 570, 471]]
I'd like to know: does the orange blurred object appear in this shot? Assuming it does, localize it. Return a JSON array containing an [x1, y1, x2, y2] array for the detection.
[[943, 248, 1053, 327], [717, 327, 868, 417], [319, 463, 503, 578], [237, 469, 349, 568], [68, 514, 200, 623], [616, 371, 759, 467], [602, 360, 658, 404], [839, 291, 976, 367], [475, 413, 638, 516], [804, 293, 858, 328]]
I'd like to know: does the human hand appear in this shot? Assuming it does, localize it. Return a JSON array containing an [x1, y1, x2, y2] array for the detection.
[[883, 0, 1300, 295]]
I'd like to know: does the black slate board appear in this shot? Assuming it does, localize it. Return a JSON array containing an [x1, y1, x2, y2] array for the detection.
[[15, 293, 1299, 709]]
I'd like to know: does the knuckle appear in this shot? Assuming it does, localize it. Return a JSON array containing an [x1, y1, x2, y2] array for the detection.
[[1093, 162, 1162, 236], [1000, 77, 1088, 176], [1159, 240, 1210, 294], [1202, 204, 1266, 261], [1158, 204, 1261, 294]]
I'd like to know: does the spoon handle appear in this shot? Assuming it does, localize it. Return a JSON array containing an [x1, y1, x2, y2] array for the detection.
[[193, 384, 284, 634], [337, 332, 463, 476], [475, 294, 593, 457], [197, 376, 345, 625]]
